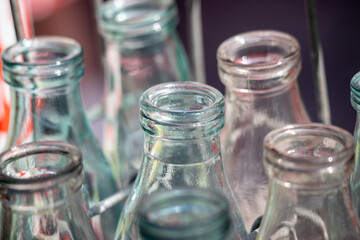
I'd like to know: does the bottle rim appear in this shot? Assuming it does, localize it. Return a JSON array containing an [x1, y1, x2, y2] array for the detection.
[[140, 81, 224, 139], [0, 141, 82, 191], [263, 123, 354, 188], [99, 0, 178, 41], [217, 30, 301, 90], [1, 36, 84, 91], [138, 188, 230, 239]]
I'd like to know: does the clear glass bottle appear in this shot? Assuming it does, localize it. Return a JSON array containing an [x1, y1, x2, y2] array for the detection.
[[115, 82, 246, 240], [98, 0, 191, 188], [1, 36, 120, 239], [257, 123, 360, 240], [217, 30, 311, 230], [350, 72, 360, 218], [138, 188, 231, 240], [0, 141, 97, 240]]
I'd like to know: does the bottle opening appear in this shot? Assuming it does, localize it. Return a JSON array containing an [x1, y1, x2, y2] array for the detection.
[[350, 71, 360, 111], [99, 0, 178, 41], [139, 189, 230, 239], [0, 141, 82, 190], [217, 30, 301, 90], [264, 123, 354, 188], [1, 36, 84, 91], [140, 82, 224, 139]]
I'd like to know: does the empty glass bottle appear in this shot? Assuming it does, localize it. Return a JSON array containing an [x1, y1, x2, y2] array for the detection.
[[138, 188, 232, 240], [0, 141, 97, 240], [1, 37, 120, 239], [350, 72, 360, 218], [217, 30, 311, 230], [257, 123, 360, 240], [98, 0, 191, 188], [115, 82, 246, 240]]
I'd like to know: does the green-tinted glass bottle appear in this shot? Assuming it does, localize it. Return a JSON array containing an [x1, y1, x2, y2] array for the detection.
[[98, 0, 191, 188], [257, 123, 360, 240], [138, 189, 232, 240], [115, 82, 246, 240], [0, 141, 98, 240], [1, 37, 120, 239]]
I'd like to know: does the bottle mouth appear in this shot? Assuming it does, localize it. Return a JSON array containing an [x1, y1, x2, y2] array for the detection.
[[1, 36, 84, 91], [139, 188, 230, 239], [217, 30, 300, 90], [140, 82, 224, 139], [350, 71, 360, 111], [0, 141, 82, 191], [264, 123, 354, 189], [99, 0, 178, 43]]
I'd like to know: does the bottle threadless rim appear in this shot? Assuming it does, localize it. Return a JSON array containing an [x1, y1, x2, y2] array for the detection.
[[0, 141, 83, 192], [140, 81, 224, 139], [263, 123, 354, 189], [139, 188, 230, 240], [217, 30, 301, 91], [1, 36, 84, 92], [99, 0, 178, 43]]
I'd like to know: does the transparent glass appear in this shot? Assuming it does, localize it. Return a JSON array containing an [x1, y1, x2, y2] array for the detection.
[[257, 123, 360, 240], [0, 141, 97, 240], [138, 188, 231, 240], [350, 72, 360, 218], [98, 0, 191, 188], [217, 30, 311, 230], [115, 82, 246, 240], [1, 37, 120, 240]]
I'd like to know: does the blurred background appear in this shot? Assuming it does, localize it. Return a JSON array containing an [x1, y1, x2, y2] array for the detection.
[[31, 0, 360, 136]]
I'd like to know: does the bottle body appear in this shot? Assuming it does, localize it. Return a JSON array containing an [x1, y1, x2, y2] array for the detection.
[[257, 124, 360, 240], [1, 37, 120, 239], [217, 30, 310, 230], [0, 141, 97, 240], [99, 0, 191, 187], [115, 82, 246, 240]]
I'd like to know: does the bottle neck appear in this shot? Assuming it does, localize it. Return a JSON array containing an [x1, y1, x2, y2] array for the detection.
[[144, 133, 221, 165], [5, 83, 90, 148], [223, 78, 309, 129]]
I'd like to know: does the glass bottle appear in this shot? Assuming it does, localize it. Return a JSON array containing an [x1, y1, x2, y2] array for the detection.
[[1, 36, 120, 239], [257, 123, 360, 240], [350, 72, 360, 217], [217, 30, 311, 230], [138, 188, 231, 240], [98, 0, 191, 188], [115, 82, 246, 240], [0, 141, 97, 240]]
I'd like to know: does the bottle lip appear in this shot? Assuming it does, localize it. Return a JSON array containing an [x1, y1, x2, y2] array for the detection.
[[0, 141, 83, 191], [217, 30, 301, 90], [263, 123, 354, 187], [350, 71, 360, 111], [140, 82, 224, 139], [139, 188, 230, 239], [1, 36, 84, 91], [99, 0, 178, 42]]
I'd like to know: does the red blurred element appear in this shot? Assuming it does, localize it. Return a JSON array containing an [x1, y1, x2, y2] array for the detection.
[[31, 0, 79, 22]]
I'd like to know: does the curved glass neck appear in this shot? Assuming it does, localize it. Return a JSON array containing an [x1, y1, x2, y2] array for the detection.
[[1, 37, 84, 93], [264, 123, 354, 189], [139, 189, 230, 240], [217, 30, 301, 91], [140, 82, 225, 140], [99, 0, 178, 47], [0, 141, 83, 206]]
